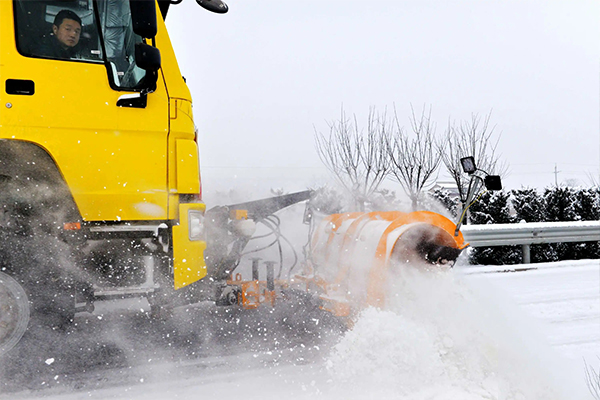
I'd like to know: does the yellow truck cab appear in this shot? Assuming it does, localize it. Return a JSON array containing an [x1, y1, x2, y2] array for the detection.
[[0, 0, 207, 338]]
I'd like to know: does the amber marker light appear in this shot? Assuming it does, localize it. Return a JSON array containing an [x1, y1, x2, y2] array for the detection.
[[63, 222, 81, 230]]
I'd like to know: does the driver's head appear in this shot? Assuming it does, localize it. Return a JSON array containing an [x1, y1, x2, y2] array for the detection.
[[52, 10, 82, 49]]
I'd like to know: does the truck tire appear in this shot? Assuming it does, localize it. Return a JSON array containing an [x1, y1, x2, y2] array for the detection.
[[0, 173, 82, 356], [0, 271, 30, 356], [0, 231, 79, 331]]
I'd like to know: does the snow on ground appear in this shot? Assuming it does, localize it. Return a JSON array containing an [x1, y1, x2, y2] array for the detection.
[[4, 259, 599, 400], [465, 259, 600, 362]]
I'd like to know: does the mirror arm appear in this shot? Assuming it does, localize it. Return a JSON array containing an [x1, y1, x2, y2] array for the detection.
[[454, 157, 503, 236], [455, 172, 485, 236]]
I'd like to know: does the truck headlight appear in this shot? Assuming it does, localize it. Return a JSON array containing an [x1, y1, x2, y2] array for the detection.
[[188, 210, 205, 240]]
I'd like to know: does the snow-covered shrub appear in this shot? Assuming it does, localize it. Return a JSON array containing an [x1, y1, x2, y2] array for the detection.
[[574, 187, 600, 259], [512, 188, 556, 262], [468, 191, 521, 265], [425, 188, 458, 217], [575, 187, 600, 221], [469, 190, 515, 225], [534, 186, 600, 261], [544, 186, 579, 222], [512, 188, 545, 222]]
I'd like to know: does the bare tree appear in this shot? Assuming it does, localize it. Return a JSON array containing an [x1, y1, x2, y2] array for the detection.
[[440, 112, 508, 209], [585, 358, 600, 400], [314, 108, 392, 210], [586, 170, 600, 187], [388, 106, 442, 211]]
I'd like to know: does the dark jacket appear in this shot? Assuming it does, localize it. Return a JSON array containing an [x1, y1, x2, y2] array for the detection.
[[34, 35, 79, 60]]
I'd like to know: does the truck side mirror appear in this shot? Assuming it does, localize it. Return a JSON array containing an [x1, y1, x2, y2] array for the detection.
[[196, 0, 229, 14], [484, 175, 502, 191], [135, 43, 161, 72], [130, 0, 158, 38]]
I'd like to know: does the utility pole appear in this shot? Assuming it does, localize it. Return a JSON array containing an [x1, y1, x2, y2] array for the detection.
[[554, 164, 560, 186]]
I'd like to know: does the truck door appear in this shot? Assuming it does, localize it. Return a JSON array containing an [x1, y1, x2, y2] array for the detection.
[[4, 0, 169, 222]]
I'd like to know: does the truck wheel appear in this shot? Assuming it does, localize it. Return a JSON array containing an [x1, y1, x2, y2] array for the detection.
[[0, 271, 30, 356], [0, 233, 78, 333]]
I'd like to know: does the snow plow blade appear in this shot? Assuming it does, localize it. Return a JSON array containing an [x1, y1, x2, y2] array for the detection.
[[302, 211, 467, 312]]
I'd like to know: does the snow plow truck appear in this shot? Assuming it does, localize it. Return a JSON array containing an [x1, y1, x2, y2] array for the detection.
[[0, 0, 501, 356]]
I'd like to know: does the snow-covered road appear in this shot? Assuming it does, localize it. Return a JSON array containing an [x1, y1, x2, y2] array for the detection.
[[3, 259, 598, 400], [466, 260, 600, 362]]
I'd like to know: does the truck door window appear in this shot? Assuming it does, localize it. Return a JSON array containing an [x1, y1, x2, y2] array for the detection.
[[96, 0, 148, 90], [13, 0, 103, 62], [14, 0, 151, 91]]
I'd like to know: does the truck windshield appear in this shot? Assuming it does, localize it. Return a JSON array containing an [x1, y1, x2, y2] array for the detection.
[[13, 0, 149, 90]]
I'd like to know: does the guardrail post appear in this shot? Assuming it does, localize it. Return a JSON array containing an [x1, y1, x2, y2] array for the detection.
[[522, 244, 531, 264]]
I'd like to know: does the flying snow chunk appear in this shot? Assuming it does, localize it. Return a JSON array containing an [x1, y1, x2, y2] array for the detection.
[[45, 358, 55, 365]]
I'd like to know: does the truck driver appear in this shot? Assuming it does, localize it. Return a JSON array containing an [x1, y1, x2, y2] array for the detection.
[[36, 10, 82, 59]]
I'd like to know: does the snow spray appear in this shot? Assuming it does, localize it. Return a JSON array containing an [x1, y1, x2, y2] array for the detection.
[[325, 263, 588, 400]]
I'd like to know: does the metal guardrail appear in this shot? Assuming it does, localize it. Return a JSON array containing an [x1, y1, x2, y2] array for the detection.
[[460, 221, 600, 263]]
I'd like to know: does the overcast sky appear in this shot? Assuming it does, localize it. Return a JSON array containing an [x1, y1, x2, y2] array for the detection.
[[165, 1, 599, 199]]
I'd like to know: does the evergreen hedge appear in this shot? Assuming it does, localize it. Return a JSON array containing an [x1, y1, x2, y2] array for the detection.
[[458, 186, 599, 265]]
